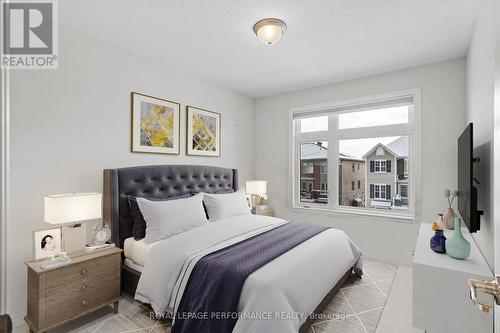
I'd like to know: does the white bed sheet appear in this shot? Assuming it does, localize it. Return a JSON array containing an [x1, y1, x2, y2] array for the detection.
[[124, 237, 157, 267], [135, 215, 362, 333], [124, 258, 143, 272]]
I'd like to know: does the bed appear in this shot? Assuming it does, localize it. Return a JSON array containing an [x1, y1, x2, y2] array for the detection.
[[103, 165, 362, 333]]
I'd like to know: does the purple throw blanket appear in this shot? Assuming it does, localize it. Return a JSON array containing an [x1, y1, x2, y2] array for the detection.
[[172, 221, 330, 333]]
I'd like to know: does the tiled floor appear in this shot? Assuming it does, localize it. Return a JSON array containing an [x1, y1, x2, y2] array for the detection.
[[308, 259, 397, 333], [14, 259, 396, 333]]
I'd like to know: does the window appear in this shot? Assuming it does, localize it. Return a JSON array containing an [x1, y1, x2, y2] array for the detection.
[[302, 162, 313, 174], [373, 160, 388, 173], [320, 163, 327, 174], [299, 141, 328, 205], [300, 116, 328, 133], [372, 184, 389, 199], [291, 90, 419, 219], [400, 184, 408, 198]]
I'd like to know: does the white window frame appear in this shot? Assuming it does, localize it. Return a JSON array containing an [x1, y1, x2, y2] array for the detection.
[[288, 89, 421, 222], [374, 160, 386, 173], [374, 184, 388, 200]]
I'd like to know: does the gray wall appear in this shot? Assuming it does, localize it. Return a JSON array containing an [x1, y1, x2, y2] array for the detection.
[[466, 0, 498, 271], [6, 26, 255, 322], [254, 58, 467, 267]]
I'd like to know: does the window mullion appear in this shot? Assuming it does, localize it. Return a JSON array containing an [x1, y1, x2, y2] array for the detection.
[[327, 115, 338, 209]]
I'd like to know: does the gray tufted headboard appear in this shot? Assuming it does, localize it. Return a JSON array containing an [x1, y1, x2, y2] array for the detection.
[[103, 165, 238, 248]]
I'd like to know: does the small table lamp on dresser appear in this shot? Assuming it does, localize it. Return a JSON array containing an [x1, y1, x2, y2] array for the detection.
[[246, 180, 274, 217], [44, 193, 102, 254]]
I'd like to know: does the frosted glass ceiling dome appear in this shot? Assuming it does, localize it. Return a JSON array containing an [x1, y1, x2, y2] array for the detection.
[[253, 18, 287, 45]]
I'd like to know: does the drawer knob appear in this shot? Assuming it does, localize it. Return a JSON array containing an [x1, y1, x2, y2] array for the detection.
[[81, 267, 88, 275], [81, 284, 88, 291], [81, 298, 89, 306]]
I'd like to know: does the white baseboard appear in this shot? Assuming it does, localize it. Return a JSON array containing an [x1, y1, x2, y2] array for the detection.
[[12, 312, 27, 328]]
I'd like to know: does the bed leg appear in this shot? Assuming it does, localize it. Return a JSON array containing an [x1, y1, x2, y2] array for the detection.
[[353, 267, 363, 279]]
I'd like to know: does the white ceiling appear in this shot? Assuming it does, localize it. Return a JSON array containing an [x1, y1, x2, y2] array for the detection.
[[61, 0, 479, 98]]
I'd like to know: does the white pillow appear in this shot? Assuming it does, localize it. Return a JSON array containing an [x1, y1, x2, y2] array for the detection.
[[203, 189, 251, 222], [137, 193, 208, 243]]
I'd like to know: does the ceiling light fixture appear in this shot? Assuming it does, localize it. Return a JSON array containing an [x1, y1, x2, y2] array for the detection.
[[253, 18, 287, 45]]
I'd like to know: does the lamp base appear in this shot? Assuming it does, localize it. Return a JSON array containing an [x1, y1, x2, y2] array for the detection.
[[62, 224, 86, 255]]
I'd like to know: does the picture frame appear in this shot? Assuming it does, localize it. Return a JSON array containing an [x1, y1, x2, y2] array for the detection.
[[33, 227, 62, 261], [186, 106, 221, 157], [131, 92, 180, 155]]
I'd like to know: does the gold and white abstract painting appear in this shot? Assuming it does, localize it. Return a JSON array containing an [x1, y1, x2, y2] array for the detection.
[[186, 106, 220, 156], [131, 92, 180, 154]]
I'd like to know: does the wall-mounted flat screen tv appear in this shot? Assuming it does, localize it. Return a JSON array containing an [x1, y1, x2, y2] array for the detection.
[[458, 123, 482, 233]]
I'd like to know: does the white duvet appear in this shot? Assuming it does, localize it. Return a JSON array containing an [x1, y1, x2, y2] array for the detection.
[[135, 215, 361, 333]]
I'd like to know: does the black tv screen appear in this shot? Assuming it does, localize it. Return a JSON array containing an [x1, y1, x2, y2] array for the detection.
[[458, 123, 480, 232]]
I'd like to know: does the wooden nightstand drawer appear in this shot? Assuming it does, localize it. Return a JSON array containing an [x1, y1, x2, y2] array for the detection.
[[46, 253, 118, 288], [46, 275, 119, 325], [25, 248, 122, 333], [46, 273, 118, 307]]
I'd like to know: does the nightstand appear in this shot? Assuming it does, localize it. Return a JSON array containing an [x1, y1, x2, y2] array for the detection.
[[25, 248, 122, 333], [252, 208, 274, 217]]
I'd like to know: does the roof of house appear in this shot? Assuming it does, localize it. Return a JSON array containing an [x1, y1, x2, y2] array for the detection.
[[362, 136, 408, 159], [339, 153, 364, 162], [300, 142, 363, 162], [300, 142, 327, 160], [386, 136, 408, 157]]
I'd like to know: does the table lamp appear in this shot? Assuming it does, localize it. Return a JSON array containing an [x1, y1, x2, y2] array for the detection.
[[246, 180, 267, 213], [44, 193, 102, 255]]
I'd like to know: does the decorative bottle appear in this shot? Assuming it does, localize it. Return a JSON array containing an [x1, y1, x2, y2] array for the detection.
[[445, 217, 471, 260], [430, 230, 446, 253]]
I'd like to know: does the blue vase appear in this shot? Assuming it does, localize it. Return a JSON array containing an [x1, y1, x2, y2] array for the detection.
[[430, 230, 446, 253], [445, 217, 471, 260]]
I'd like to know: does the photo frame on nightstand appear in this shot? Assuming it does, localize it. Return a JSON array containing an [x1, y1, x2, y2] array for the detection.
[[33, 227, 62, 261]]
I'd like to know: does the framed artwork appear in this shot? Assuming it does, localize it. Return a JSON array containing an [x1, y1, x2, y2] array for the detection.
[[186, 106, 221, 157], [131, 92, 180, 154], [33, 227, 62, 261]]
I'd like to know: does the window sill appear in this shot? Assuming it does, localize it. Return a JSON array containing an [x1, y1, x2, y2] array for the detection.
[[291, 204, 415, 222]]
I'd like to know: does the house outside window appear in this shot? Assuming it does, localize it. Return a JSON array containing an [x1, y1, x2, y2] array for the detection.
[[290, 89, 420, 220]]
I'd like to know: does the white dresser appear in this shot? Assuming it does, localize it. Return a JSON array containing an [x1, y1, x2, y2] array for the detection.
[[413, 223, 493, 333]]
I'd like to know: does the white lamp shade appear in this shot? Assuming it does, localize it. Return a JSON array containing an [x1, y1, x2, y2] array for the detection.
[[246, 181, 267, 195], [44, 193, 102, 224]]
